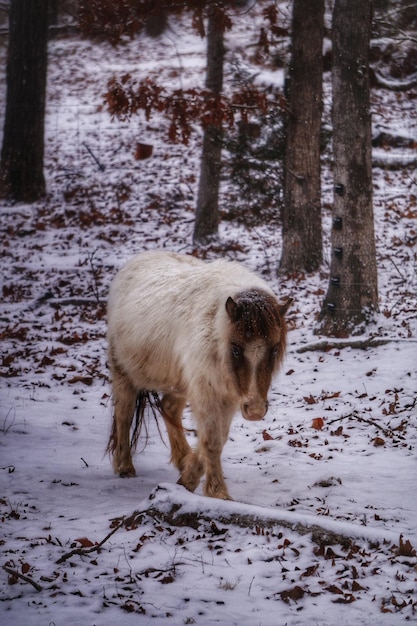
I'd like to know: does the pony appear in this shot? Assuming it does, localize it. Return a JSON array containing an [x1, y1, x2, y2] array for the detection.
[[106, 250, 291, 500]]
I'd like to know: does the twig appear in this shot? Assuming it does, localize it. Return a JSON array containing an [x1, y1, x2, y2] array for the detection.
[[2, 565, 43, 592], [83, 142, 105, 171], [326, 411, 405, 439], [86, 249, 102, 305], [136, 564, 185, 577], [49, 297, 106, 308], [26, 296, 106, 311], [56, 518, 126, 564]]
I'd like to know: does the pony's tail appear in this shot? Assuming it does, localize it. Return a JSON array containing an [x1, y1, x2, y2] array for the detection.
[[130, 390, 165, 452], [106, 389, 181, 459], [106, 390, 164, 458]]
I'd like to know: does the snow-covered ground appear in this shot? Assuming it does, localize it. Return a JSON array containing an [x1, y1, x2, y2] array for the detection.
[[1, 4, 416, 625]]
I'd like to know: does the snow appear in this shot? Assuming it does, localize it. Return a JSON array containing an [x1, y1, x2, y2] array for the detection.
[[1, 4, 417, 625]]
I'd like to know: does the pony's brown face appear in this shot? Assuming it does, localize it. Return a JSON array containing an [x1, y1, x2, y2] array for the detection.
[[226, 290, 291, 421]]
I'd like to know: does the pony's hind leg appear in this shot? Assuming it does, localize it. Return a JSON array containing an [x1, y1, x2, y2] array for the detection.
[[161, 393, 192, 471], [109, 369, 137, 478]]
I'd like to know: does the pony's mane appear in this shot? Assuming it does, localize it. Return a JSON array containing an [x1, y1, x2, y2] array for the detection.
[[231, 289, 284, 340]]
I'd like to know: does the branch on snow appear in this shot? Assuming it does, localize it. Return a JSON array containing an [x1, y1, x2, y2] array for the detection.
[[56, 516, 127, 564], [2, 565, 43, 592], [296, 337, 417, 353], [372, 151, 417, 170], [27, 294, 106, 311], [127, 484, 398, 548], [372, 69, 417, 91]]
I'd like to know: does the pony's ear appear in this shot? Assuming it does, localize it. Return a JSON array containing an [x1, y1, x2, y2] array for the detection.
[[278, 297, 293, 316], [225, 296, 238, 321]]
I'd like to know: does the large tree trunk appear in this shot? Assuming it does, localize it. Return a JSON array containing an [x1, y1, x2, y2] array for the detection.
[[193, 8, 225, 244], [0, 0, 49, 202], [279, 0, 324, 273], [318, 0, 378, 336]]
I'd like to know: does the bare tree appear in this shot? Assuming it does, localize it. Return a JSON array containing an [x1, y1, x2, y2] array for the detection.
[[318, 0, 378, 335], [193, 7, 226, 244], [0, 0, 49, 202], [279, 0, 324, 273]]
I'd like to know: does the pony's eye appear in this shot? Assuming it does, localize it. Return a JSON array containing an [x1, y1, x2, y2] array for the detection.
[[231, 344, 243, 359], [271, 344, 279, 358]]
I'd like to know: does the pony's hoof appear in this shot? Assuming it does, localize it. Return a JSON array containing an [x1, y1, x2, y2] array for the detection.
[[177, 476, 197, 493], [119, 467, 136, 478]]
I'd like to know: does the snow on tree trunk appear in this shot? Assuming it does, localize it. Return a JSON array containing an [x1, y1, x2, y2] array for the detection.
[[318, 0, 378, 336]]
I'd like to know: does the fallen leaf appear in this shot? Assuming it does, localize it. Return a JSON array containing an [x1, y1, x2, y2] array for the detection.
[[68, 376, 93, 386], [160, 575, 175, 584], [333, 593, 356, 604], [321, 391, 341, 400], [75, 537, 95, 548], [352, 581, 367, 592], [304, 394, 317, 405], [311, 417, 324, 430], [397, 535, 416, 557], [280, 585, 305, 604], [325, 584, 343, 594], [373, 437, 385, 447]]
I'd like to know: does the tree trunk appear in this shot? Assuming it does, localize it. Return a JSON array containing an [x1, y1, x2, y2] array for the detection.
[[0, 0, 49, 202], [193, 8, 225, 244], [279, 0, 324, 273], [318, 0, 378, 336]]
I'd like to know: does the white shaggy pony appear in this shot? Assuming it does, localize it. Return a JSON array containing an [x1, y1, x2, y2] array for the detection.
[[107, 250, 291, 500]]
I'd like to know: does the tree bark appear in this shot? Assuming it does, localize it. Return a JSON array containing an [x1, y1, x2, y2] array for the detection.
[[318, 0, 378, 336], [193, 8, 225, 244], [279, 0, 324, 273], [0, 0, 49, 202]]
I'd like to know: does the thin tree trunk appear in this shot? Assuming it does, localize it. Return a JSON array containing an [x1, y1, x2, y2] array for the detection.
[[279, 0, 324, 273], [318, 0, 378, 336], [193, 8, 225, 244], [0, 0, 49, 202]]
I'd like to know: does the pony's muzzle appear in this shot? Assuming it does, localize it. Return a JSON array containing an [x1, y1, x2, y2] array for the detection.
[[241, 399, 268, 421]]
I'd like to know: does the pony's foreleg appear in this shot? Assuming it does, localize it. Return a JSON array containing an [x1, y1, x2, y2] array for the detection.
[[109, 370, 137, 478], [188, 403, 235, 500], [202, 417, 234, 500], [161, 393, 191, 471]]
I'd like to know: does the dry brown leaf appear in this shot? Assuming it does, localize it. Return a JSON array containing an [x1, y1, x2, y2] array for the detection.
[[280, 585, 305, 604], [311, 417, 324, 430], [304, 394, 317, 405], [74, 537, 95, 548], [397, 534, 416, 557]]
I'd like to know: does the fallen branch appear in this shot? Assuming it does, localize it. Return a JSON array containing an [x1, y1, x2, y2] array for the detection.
[[297, 338, 390, 353], [372, 151, 417, 170], [128, 484, 398, 547], [2, 565, 43, 592], [373, 69, 417, 91], [326, 411, 402, 438], [27, 295, 106, 311]]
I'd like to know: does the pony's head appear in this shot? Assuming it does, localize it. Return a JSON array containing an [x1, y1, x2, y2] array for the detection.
[[225, 289, 291, 421]]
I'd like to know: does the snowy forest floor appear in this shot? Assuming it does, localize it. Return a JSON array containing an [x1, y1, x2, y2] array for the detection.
[[1, 5, 417, 625]]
